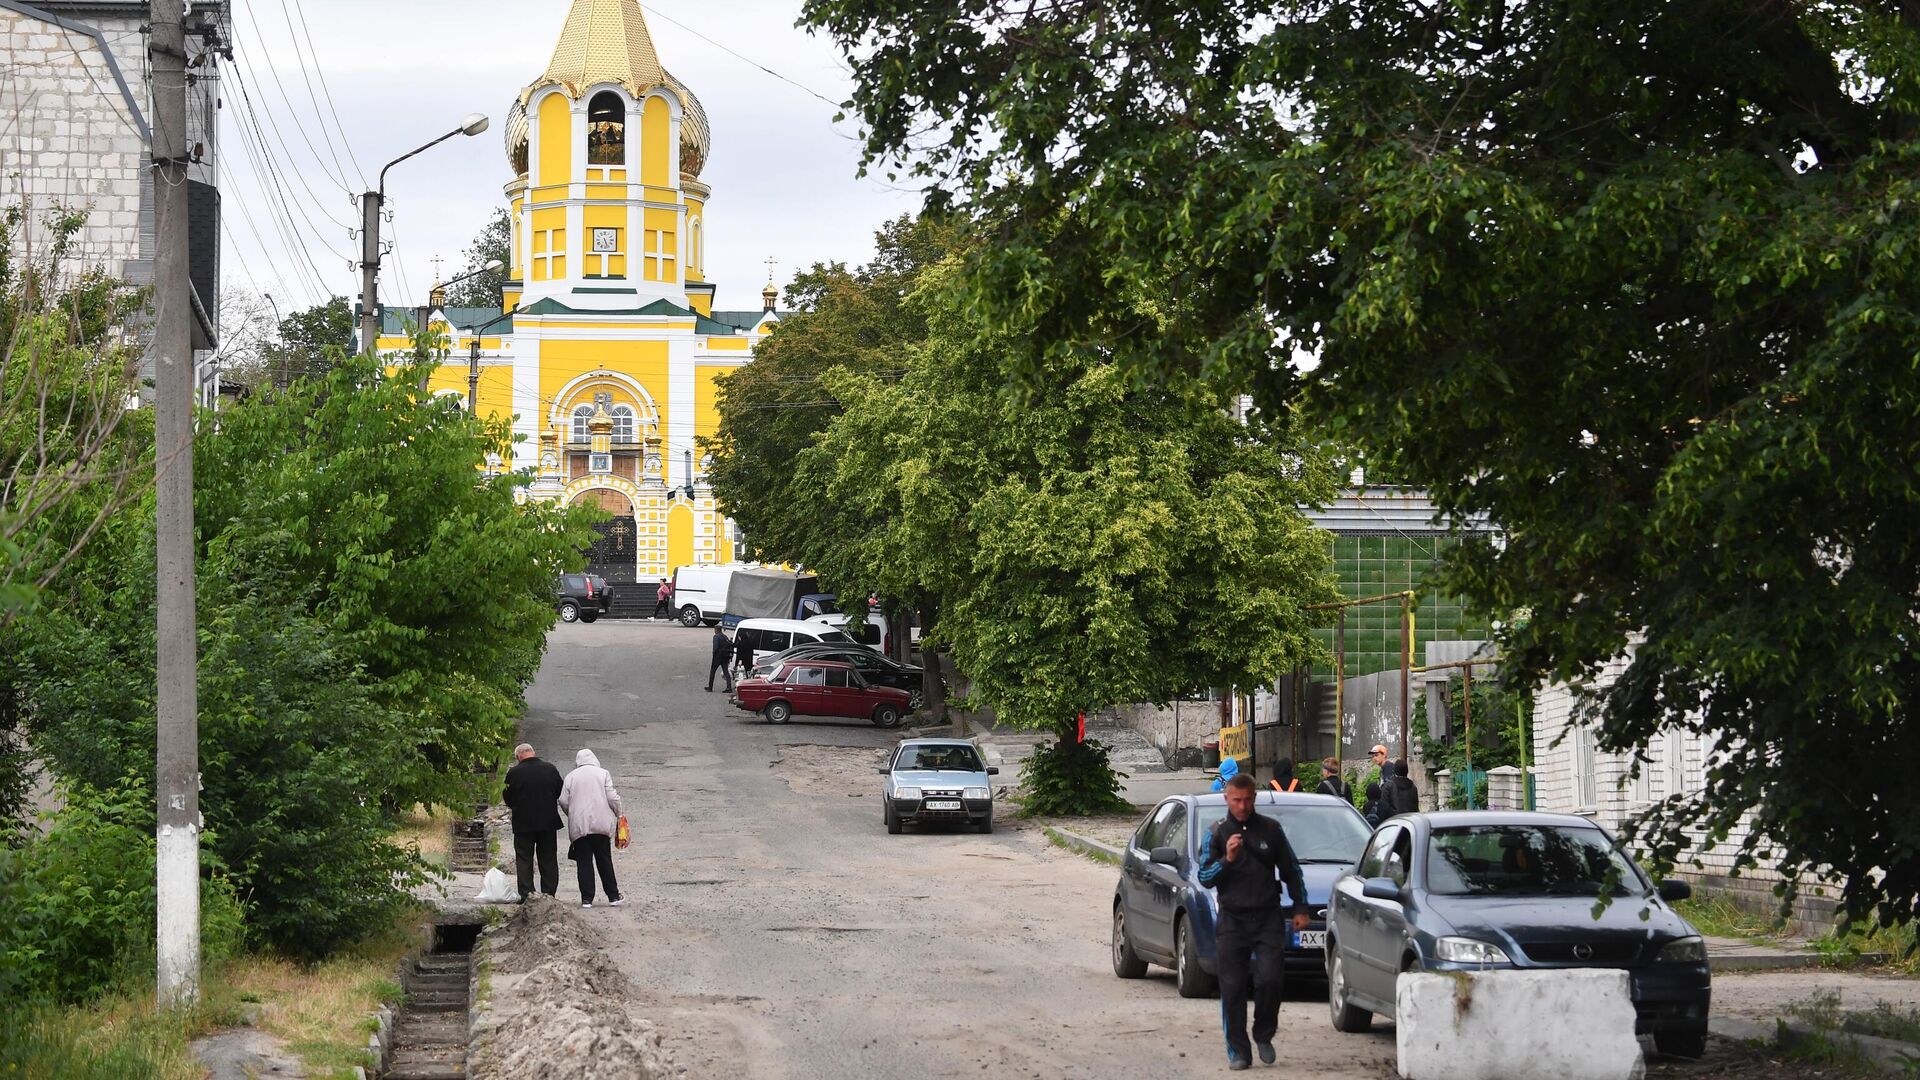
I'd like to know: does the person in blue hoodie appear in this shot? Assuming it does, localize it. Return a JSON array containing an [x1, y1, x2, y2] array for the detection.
[[1210, 755, 1241, 792]]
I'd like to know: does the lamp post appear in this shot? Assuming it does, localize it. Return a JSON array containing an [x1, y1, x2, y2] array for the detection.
[[358, 113, 491, 356], [465, 304, 517, 413]]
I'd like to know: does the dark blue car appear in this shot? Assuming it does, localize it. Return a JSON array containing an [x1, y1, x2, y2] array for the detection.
[[1324, 811, 1712, 1058], [1112, 792, 1373, 997]]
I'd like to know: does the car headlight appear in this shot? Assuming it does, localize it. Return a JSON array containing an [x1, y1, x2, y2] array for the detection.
[[1657, 935, 1707, 963], [1435, 937, 1512, 965], [964, 786, 990, 800], [893, 786, 921, 801]]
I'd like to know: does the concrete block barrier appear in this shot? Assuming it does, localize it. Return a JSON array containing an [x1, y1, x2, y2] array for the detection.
[[1396, 969, 1646, 1080]]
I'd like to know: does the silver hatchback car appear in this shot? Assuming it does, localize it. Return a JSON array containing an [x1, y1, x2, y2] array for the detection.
[[880, 738, 997, 834]]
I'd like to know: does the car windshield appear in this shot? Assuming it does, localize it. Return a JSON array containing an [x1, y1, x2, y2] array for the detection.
[[1196, 804, 1371, 863], [896, 745, 983, 772], [1426, 824, 1649, 897], [815, 630, 852, 643]]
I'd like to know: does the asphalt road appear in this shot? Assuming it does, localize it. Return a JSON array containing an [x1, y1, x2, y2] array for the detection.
[[519, 621, 1402, 1080]]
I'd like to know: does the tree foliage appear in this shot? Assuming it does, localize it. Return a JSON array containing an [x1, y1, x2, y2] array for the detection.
[[804, 0, 1920, 925], [445, 208, 512, 309]]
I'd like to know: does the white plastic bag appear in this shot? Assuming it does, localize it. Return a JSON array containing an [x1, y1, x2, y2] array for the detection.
[[476, 866, 517, 903]]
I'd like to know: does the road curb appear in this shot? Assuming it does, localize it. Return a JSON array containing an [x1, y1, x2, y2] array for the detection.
[[1710, 1016, 1919, 1074], [1709, 950, 1891, 973], [1043, 826, 1122, 864]]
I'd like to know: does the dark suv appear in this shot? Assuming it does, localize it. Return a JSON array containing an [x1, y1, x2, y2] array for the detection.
[[556, 573, 610, 623]]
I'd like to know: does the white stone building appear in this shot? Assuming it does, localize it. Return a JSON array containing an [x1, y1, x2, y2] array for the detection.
[[1531, 658, 1839, 930], [1, 0, 226, 397]]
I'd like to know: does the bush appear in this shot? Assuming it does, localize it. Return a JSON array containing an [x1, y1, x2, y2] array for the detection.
[[0, 777, 244, 1007], [1018, 734, 1132, 817]]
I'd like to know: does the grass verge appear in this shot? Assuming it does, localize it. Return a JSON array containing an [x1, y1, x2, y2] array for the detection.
[[1674, 895, 1789, 944], [1043, 825, 1120, 866], [1814, 920, 1920, 976]]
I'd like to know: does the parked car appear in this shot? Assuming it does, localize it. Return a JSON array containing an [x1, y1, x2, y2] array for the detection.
[[1112, 792, 1371, 997], [749, 643, 929, 709], [727, 617, 852, 658], [806, 612, 892, 655], [880, 738, 997, 834], [1323, 811, 1710, 1058], [731, 658, 910, 727], [555, 573, 610, 623]]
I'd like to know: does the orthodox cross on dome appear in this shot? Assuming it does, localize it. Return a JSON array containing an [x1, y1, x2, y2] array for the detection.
[[763, 255, 777, 284]]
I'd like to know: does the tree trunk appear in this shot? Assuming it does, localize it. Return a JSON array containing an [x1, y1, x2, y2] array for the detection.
[[918, 601, 947, 728]]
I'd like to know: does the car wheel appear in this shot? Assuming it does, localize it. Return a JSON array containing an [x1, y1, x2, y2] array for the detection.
[[558, 601, 579, 623], [976, 811, 993, 834], [764, 700, 792, 724], [872, 703, 902, 728], [1175, 914, 1216, 999], [908, 687, 925, 710], [884, 802, 902, 835], [579, 612, 598, 623], [1654, 1028, 1707, 1060], [1112, 904, 1149, 979], [678, 605, 702, 628], [1327, 948, 1373, 1033]]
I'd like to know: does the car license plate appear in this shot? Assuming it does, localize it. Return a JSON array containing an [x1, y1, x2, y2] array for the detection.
[[925, 799, 962, 810], [1293, 930, 1326, 949]]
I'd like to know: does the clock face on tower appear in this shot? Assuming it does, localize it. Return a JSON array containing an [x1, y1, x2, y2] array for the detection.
[[592, 228, 618, 253]]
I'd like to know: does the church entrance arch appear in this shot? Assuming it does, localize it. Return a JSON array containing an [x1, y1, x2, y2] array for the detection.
[[573, 487, 638, 585]]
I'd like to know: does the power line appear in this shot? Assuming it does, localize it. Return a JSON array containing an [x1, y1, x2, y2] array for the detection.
[[639, 2, 841, 109], [236, 0, 352, 194], [284, 0, 368, 188], [223, 64, 334, 301], [272, 0, 359, 191], [227, 62, 355, 262], [228, 54, 352, 231]]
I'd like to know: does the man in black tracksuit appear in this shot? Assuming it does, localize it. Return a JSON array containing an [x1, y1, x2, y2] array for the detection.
[[706, 625, 735, 692], [502, 742, 564, 901], [1198, 773, 1310, 1070]]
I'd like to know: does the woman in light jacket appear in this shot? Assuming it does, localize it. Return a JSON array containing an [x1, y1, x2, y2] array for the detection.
[[559, 748, 623, 908]]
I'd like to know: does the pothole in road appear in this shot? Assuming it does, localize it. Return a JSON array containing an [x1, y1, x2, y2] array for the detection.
[[768, 744, 888, 797]]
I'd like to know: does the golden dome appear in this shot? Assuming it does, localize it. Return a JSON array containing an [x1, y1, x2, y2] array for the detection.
[[506, 0, 710, 181]]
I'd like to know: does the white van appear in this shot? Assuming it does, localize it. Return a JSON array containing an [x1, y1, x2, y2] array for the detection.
[[672, 562, 758, 627], [807, 612, 891, 655], [727, 617, 852, 658]]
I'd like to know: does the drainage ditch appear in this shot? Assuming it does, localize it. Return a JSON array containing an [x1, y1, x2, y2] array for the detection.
[[380, 921, 480, 1080]]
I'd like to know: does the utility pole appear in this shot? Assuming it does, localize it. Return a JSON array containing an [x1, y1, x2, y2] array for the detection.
[[358, 190, 382, 355], [150, 0, 199, 1007]]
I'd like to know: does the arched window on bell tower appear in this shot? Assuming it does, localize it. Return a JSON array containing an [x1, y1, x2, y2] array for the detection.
[[587, 91, 625, 166]]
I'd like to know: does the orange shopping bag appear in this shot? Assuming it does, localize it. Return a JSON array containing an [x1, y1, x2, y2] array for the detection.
[[614, 815, 630, 850]]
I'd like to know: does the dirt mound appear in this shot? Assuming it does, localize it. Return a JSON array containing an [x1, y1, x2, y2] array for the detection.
[[768, 743, 889, 797], [469, 896, 673, 1080]]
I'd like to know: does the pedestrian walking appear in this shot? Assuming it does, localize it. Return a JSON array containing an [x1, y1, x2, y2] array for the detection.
[[733, 628, 755, 679], [651, 577, 673, 620], [1269, 756, 1300, 793], [502, 742, 563, 901], [1197, 773, 1310, 1071], [559, 748, 624, 909], [1361, 781, 1384, 826], [1315, 757, 1351, 801], [706, 624, 735, 692], [1384, 760, 1420, 817], [1209, 754, 1241, 792], [1366, 743, 1389, 794]]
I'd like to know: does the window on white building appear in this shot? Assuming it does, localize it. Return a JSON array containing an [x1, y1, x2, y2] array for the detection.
[[1572, 725, 1598, 809], [611, 404, 636, 443], [1665, 728, 1688, 800], [570, 404, 594, 441]]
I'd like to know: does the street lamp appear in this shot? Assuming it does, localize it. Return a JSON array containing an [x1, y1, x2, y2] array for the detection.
[[466, 305, 518, 413], [358, 112, 491, 355], [429, 258, 506, 309]]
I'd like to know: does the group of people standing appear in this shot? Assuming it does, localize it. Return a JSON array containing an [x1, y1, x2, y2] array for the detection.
[[705, 624, 756, 693], [1232, 744, 1421, 824], [501, 742, 626, 907]]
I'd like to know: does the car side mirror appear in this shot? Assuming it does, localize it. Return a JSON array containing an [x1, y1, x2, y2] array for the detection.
[[1657, 879, 1692, 902], [1150, 846, 1182, 868], [1361, 876, 1404, 903], [987, 766, 999, 775], [877, 767, 890, 774]]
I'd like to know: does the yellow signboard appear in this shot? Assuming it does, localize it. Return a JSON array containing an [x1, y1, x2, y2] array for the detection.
[[1219, 724, 1250, 764]]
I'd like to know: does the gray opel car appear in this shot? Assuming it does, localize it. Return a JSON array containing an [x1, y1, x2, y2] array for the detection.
[[880, 738, 997, 834], [1325, 810, 1711, 1058]]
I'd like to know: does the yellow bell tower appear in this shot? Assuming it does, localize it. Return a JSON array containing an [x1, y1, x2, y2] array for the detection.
[[501, 0, 715, 316]]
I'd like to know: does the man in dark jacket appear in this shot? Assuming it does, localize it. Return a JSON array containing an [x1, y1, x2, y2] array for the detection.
[[1384, 760, 1420, 818], [1315, 757, 1351, 801], [733, 630, 755, 679], [1198, 773, 1310, 1070], [502, 742, 564, 901], [1361, 781, 1385, 826], [706, 625, 735, 692]]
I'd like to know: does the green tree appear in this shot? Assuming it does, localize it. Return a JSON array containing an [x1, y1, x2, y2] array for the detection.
[[805, 263, 1339, 811], [805, 0, 1920, 924], [444, 208, 512, 309], [264, 296, 355, 388]]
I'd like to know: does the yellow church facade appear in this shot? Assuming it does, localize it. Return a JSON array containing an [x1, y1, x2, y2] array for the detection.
[[375, 0, 775, 585]]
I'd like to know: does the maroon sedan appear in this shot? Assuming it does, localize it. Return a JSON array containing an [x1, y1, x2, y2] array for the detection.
[[732, 658, 911, 727]]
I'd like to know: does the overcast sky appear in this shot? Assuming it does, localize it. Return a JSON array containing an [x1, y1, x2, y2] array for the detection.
[[217, 0, 919, 316]]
